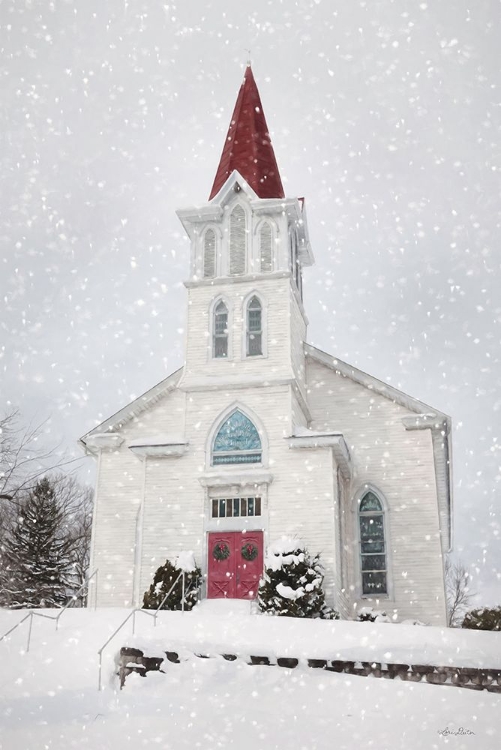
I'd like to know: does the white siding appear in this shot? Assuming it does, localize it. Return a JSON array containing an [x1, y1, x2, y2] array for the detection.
[[306, 356, 447, 625]]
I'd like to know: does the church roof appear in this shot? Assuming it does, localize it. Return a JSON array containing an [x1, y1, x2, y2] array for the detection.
[[209, 65, 285, 201]]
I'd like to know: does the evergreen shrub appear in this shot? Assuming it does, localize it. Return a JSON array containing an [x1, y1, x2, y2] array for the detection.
[[357, 607, 391, 623], [257, 536, 339, 619], [461, 606, 501, 631], [143, 553, 201, 611]]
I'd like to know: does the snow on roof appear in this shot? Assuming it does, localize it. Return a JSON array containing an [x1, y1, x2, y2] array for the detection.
[[128, 436, 187, 448]]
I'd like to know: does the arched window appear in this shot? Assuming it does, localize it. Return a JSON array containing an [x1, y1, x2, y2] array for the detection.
[[212, 410, 262, 465], [229, 205, 246, 276], [359, 491, 387, 595], [289, 227, 302, 298], [203, 229, 216, 278], [213, 300, 228, 358], [260, 222, 272, 273], [246, 296, 262, 357]]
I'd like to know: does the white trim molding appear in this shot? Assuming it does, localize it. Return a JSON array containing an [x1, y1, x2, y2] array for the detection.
[[83, 433, 124, 453], [128, 436, 189, 459], [199, 470, 273, 490], [287, 430, 351, 480]]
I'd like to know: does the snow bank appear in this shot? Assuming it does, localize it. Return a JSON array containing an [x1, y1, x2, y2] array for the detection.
[[0, 607, 499, 749]]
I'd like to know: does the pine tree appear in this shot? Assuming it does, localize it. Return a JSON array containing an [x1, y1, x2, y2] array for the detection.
[[258, 537, 339, 619], [3, 477, 74, 608]]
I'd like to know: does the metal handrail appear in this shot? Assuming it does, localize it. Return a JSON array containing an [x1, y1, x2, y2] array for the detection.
[[0, 569, 99, 652], [153, 570, 184, 617], [55, 568, 99, 629], [97, 570, 189, 690]]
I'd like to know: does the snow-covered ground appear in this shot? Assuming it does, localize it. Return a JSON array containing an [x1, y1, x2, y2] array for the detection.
[[0, 604, 499, 749]]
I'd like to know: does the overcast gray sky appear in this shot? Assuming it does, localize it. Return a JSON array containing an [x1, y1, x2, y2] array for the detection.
[[1, 0, 500, 604]]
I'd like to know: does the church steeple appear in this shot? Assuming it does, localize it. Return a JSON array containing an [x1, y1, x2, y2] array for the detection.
[[209, 65, 285, 200]]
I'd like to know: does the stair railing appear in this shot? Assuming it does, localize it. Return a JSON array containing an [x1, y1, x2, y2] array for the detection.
[[97, 570, 191, 690], [0, 569, 99, 652]]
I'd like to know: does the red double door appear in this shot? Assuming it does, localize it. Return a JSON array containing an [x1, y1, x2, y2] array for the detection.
[[207, 531, 263, 599]]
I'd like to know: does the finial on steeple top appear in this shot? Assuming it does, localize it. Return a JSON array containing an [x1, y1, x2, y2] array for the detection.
[[244, 48, 252, 66]]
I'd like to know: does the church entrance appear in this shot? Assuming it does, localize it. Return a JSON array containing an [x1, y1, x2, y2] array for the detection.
[[207, 531, 263, 599]]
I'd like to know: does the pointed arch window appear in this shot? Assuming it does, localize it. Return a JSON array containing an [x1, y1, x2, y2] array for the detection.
[[260, 222, 272, 273], [212, 410, 262, 465], [203, 229, 216, 278], [359, 491, 387, 595], [229, 205, 246, 276], [213, 300, 228, 358], [246, 296, 262, 357], [289, 227, 303, 299]]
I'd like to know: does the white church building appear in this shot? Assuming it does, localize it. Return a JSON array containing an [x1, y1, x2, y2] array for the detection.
[[80, 66, 452, 624]]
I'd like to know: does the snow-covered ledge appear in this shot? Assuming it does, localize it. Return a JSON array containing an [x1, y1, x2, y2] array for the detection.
[[199, 470, 273, 490], [287, 427, 351, 479], [128, 436, 188, 458], [401, 414, 448, 431], [84, 432, 124, 452]]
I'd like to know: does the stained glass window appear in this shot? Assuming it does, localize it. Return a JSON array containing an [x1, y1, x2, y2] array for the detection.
[[212, 410, 262, 465], [359, 491, 387, 595], [246, 296, 262, 357]]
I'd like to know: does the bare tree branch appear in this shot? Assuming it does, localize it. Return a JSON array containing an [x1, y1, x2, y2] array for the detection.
[[445, 557, 476, 627], [0, 408, 83, 501]]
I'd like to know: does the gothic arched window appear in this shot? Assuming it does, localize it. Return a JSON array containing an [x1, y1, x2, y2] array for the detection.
[[359, 491, 387, 595], [246, 296, 262, 357], [213, 300, 228, 358], [212, 410, 262, 465], [229, 205, 246, 276], [260, 222, 272, 273], [203, 229, 216, 278]]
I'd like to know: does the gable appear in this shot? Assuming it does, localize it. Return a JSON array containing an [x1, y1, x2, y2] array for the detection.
[[305, 344, 448, 419], [305, 344, 452, 554], [79, 368, 183, 451]]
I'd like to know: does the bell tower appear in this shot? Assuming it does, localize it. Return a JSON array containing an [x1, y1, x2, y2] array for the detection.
[[176, 66, 314, 413]]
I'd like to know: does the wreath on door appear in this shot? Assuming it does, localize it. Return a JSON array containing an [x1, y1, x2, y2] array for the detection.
[[213, 541, 230, 561], [241, 542, 258, 562]]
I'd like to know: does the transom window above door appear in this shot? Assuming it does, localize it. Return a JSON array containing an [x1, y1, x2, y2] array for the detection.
[[212, 409, 262, 465], [211, 497, 262, 518]]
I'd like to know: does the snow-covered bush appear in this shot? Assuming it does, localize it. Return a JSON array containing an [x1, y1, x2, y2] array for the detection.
[[356, 607, 391, 623], [461, 606, 501, 631], [143, 552, 201, 611], [257, 537, 339, 619]]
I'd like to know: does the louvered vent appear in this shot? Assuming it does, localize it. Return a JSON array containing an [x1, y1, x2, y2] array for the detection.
[[229, 205, 246, 275], [203, 229, 216, 278], [260, 223, 272, 273]]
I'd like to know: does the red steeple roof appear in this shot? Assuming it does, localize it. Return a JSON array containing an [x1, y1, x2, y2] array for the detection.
[[209, 66, 285, 200]]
